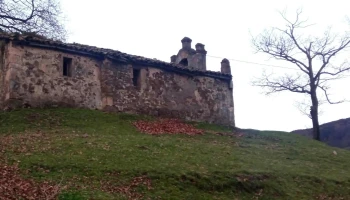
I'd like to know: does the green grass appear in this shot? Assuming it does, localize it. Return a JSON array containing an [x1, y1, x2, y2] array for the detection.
[[1, 108, 350, 199]]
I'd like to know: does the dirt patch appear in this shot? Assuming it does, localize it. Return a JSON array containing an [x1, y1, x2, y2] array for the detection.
[[0, 132, 64, 199], [0, 164, 62, 200], [63, 173, 152, 200], [236, 174, 270, 182], [133, 118, 204, 135], [25, 112, 62, 127], [207, 130, 244, 138], [0, 131, 53, 155], [101, 175, 152, 200], [316, 194, 346, 200]]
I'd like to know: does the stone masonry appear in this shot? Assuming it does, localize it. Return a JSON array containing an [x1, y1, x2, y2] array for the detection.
[[0, 34, 235, 127]]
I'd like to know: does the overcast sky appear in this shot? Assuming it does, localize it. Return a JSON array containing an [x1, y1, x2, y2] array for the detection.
[[60, 0, 350, 132]]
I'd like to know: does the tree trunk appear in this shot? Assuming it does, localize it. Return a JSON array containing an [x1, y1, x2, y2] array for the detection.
[[310, 90, 321, 140]]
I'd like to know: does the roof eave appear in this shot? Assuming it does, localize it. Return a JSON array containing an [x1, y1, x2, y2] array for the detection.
[[5, 37, 232, 81]]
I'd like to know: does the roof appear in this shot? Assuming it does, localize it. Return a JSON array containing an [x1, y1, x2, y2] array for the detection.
[[0, 33, 232, 80]]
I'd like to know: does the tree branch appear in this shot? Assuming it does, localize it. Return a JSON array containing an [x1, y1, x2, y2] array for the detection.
[[252, 30, 310, 74], [0, 0, 67, 41], [253, 73, 311, 95], [318, 85, 345, 104], [315, 37, 350, 80]]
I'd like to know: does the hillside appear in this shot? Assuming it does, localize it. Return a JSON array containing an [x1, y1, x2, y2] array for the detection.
[[292, 118, 350, 149], [1, 108, 350, 199]]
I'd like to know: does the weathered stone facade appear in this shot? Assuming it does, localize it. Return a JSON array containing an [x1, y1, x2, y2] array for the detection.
[[101, 62, 234, 126], [4, 43, 102, 109], [0, 40, 6, 107], [0, 34, 235, 127]]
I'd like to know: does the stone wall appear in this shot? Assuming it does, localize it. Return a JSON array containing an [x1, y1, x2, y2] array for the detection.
[[0, 40, 6, 106], [3, 42, 102, 109], [101, 61, 235, 127], [1, 41, 235, 127]]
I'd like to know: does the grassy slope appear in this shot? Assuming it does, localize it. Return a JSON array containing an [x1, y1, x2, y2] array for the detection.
[[0, 108, 350, 200]]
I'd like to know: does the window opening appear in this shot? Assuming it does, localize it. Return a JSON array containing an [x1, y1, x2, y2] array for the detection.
[[133, 68, 140, 87], [63, 57, 72, 77]]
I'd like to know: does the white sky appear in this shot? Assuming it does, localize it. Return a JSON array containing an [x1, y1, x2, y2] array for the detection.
[[60, 0, 350, 132]]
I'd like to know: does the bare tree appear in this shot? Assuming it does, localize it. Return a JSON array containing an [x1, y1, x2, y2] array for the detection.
[[252, 9, 350, 141], [0, 0, 66, 41]]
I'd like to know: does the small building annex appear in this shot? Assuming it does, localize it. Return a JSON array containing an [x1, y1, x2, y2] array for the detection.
[[0, 34, 235, 127]]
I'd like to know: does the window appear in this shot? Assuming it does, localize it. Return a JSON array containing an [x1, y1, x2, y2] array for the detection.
[[132, 68, 140, 87], [179, 58, 188, 66], [63, 57, 72, 77]]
